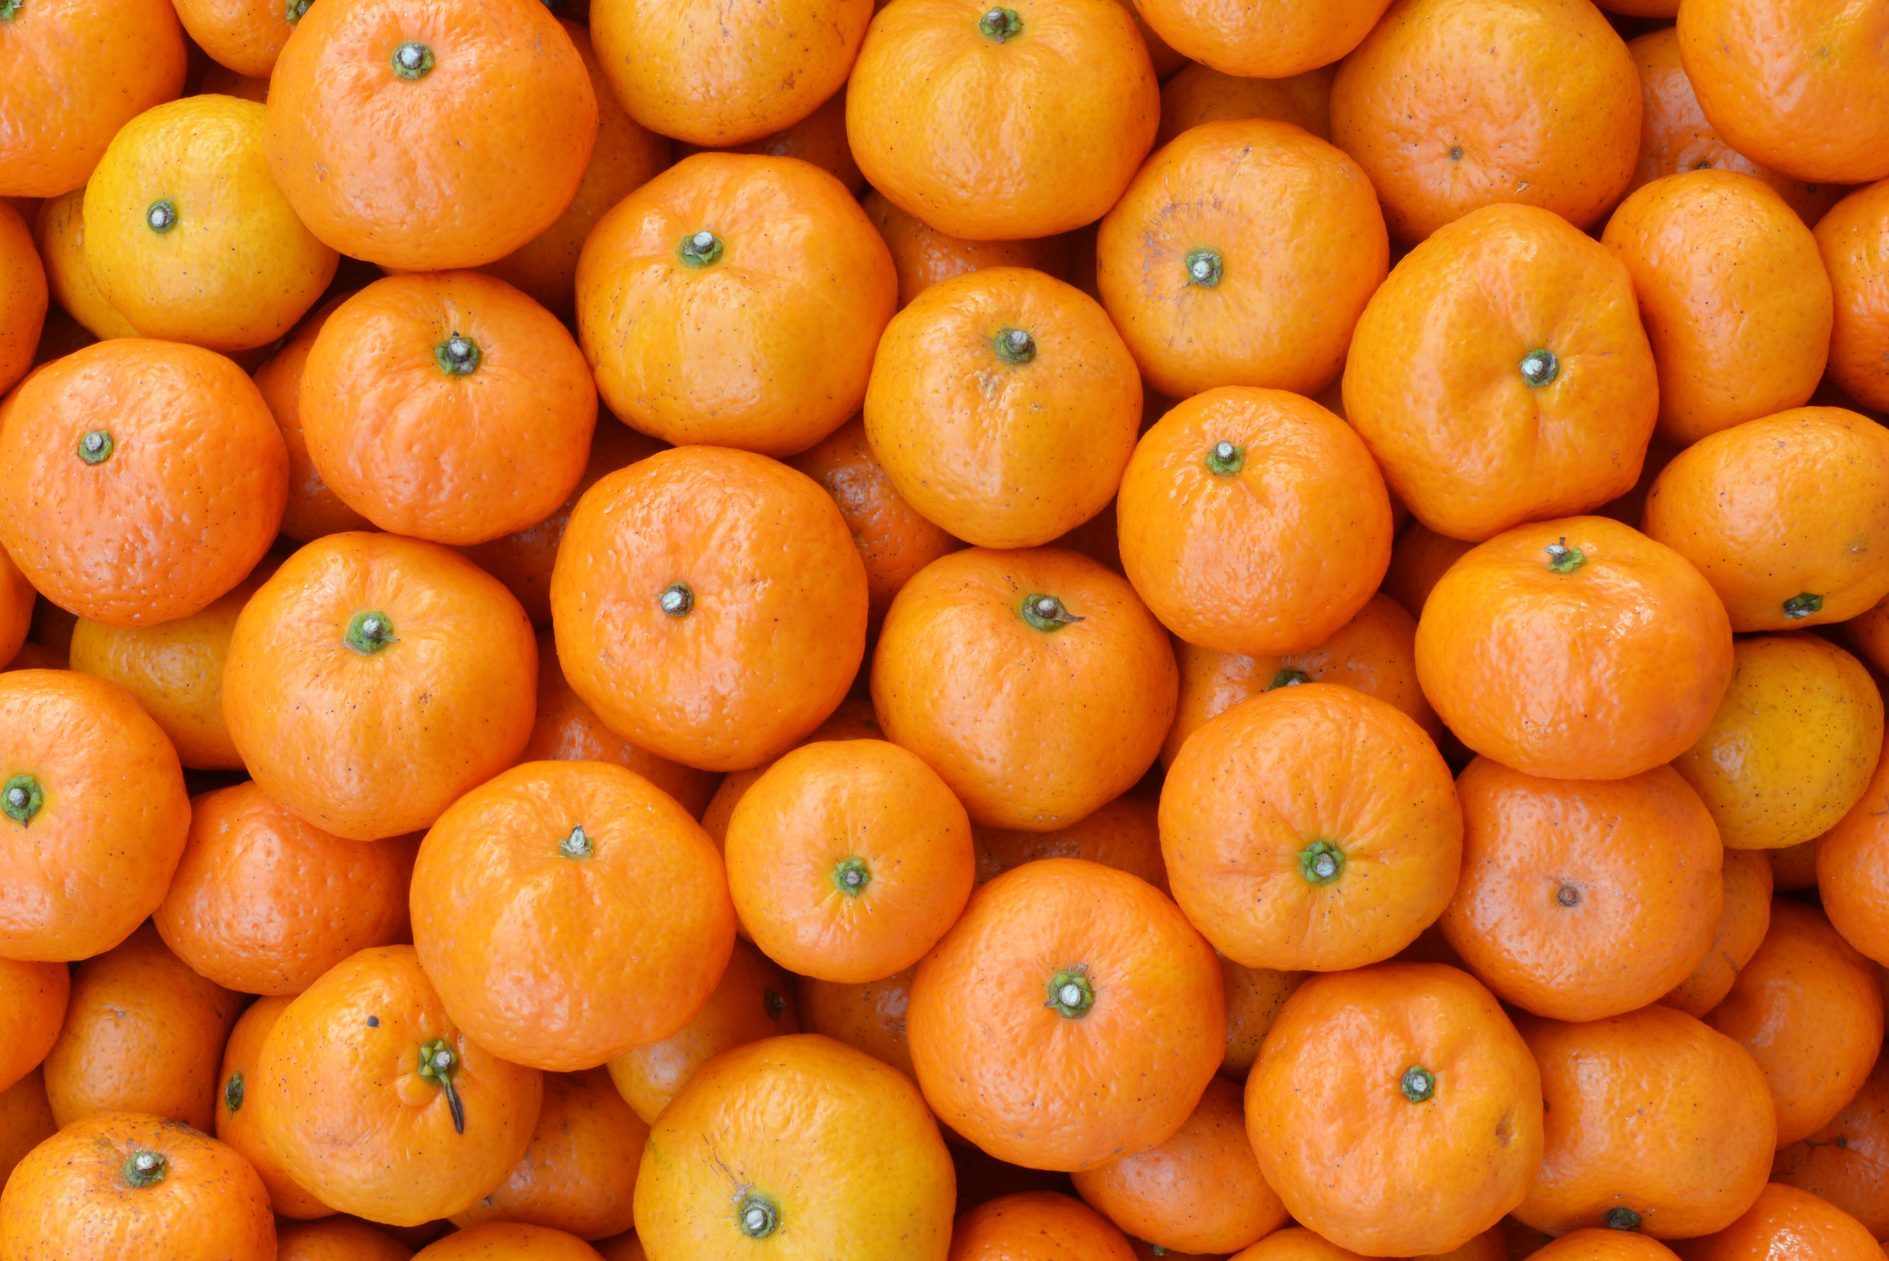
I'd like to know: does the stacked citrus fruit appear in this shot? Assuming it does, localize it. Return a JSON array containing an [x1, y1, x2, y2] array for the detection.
[[2, 0, 1889, 1257]]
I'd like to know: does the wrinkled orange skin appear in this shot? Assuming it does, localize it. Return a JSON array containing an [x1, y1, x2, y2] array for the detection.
[[846, 0, 1159, 241], [0, 1070, 56, 1193], [862, 191, 1069, 308], [1097, 122, 1387, 401], [43, 923, 240, 1131], [414, 1223, 603, 1260], [302, 271, 597, 546], [1220, 960, 1305, 1079], [576, 154, 895, 456], [796, 964, 916, 1080], [32, 189, 138, 341], [1662, 848, 1773, 1016], [215, 995, 332, 1219], [0, 958, 65, 1094], [265, 0, 597, 270], [1528, 1231, 1682, 1259], [677, 89, 866, 194], [1601, 172, 1833, 445], [155, 782, 417, 996], [910, 859, 1225, 1172], [1330, 0, 1640, 240], [1344, 205, 1657, 542], [0, 1111, 274, 1260], [873, 547, 1177, 831], [1247, 964, 1543, 1256], [1676, 1184, 1888, 1261], [1643, 408, 1889, 631], [1156, 64, 1334, 146], [1416, 516, 1734, 781], [1707, 900, 1885, 1148], [974, 792, 1166, 891], [1162, 684, 1461, 973], [0, 339, 287, 626], [949, 1191, 1136, 1260], [633, 1035, 955, 1260], [1774, 1053, 1889, 1240], [0, 669, 190, 961], [1135, 0, 1386, 78], [277, 1218, 415, 1261], [696, 699, 883, 849], [1677, 0, 1889, 185], [1384, 522, 1475, 619], [254, 946, 543, 1227], [1441, 760, 1721, 1020], [1815, 180, 1889, 413], [1821, 733, 1889, 967], [171, 0, 294, 76], [607, 940, 799, 1123], [0, 0, 187, 197], [866, 267, 1141, 549], [0, 202, 46, 394], [552, 446, 868, 772], [411, 760, 737, 1072], [224, 532, 538, 841], [253, 294, 373, 543]]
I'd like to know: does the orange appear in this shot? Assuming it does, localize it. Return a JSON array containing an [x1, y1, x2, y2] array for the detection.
[[551, 446, 868, 772], [1220, 961, 1305, 1079], [632, 1034, 955, 1260], [215, 995, 332, 1219], [1133, 0, 1388, 79], [1156, 64, 1334, 146], [0, 1071, 56, 1201], [32, 188, 139, 341], [796, 965, 917, 1080], [845, 0, 1158, 241], [0, 669, 189, 961], [1095, 121, 1388, 401], [0, 550, 33, 686], [1774, 1053, 1889, 1241], [1330, 0, 1640, 240], [973, 792, 1167, 891], [1821, 733, 1889, 966], [1229, 1228, 1513, 1260], [863, 266, 1141, 549], [1246, 963, 1543, 1256], [0, 200, 45, 395], [1161, 684, 1461, 972], [301, 271, 597, 546], [1416, 516, 1734, 781], [1530, 1233, 1682, 1260], [170, 0, 299, 76], [862, 189, 1069, 308], [872, 547, 1177, 830], [410, 760, 737, 1072], [414, 1224, 604, 1260], [1816, 179, 1889, 413], [0, 339, 286, 627], [1384, 521, 1476, 619], [1662, 848, 1774, 1017], [1117, 387, 1393, 656], [949, 1191, 1136, 1260], [264, 0, 597, 270], [251, 294, 374, 544], [0, 957, 65, 1094], [1343, 205, 1657, 542], [155, 782, 418, 995], [576, 154, 894, 456], [677, 88, 866, 194], [909, 859, 1225, 1171], [1677, 1183, 1888, 1261], [277, 1219, 416, 1261], [695, 699, 883, 851]]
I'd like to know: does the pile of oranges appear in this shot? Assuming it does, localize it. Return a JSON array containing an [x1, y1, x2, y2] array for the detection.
[[2, 0, 1889, 1257]]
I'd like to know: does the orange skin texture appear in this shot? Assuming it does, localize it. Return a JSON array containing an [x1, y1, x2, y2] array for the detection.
[[0, 1071, 56, 1196], [606, 940, 799, 1123], [862, 190, 1069, 308], [253, 946, 544, 1227], [1662, 848, 1773, 1016], [1072, 1076, 1287, 1254], [696, 699, 883, 849], [909, 859, 1226, 1172], [1516, 1005, 1775, 1238], [154, 782, 418, 996], [1343, 205, 1657, 542], [414, 1224, 603, 1260], [1815, 179, 1889, 413], [302, 271, 597, 545], [0, 201, 46, 394], [1643, 407, 1889, 631], [410, 760, 737, 1072], [845, 0, 1159, 241], [797, 964, 917, 1080], [43, 923, 240, 1131], [215, 995, 333, 1218], [1230, 1226, 1511, 1260], [0, 551, 32, 693], [483, 21, 670, 316], [633, 1034, 955, 1261], [1601, 172, 1833, 445], [973, 792, 1166, 891], [866, 267, 1140, 550], [82, 95, 337, 351], [1673, 636, 1883, 851], [678, 88, 866, 194], [171, 0, 294, 76], [1676, 1184, 1888, 1261], [591, 0, 869, 146], [949, 1191, 1136, 1260], [1384, 522, 1476, 619], [1416, 516, 1734, 781], [1845, 596, 1889, 676], [0, 1111, 274, 1260], [1440, 759, 1723, 1021], [1118, 387, 1391, 656], [0, 339, 287, 626], [32, 189, 139, 341], [1820, 732, 1889, 966], [1246, 964, 1544, 1256], [872, 547, 1177, 831], [1676, 0, 1889, 185], [0, 958, 65, 1094], [223, 532, 538, 841], [552, 446, 868, 773], [1163, 593, 1438, 765], [0, 0, 187, 197], [1157, 64, 1334, 146], [726, 739, 975, 984], [1528, 1232, 1682, 1259], [452, 1069, 647, 1240], [1774, 1053, 1889, 1240], [253, 294, 374, 543], [1329, 0, 1640, 241], [1220, 960, 1305, 1080], [1097, 121, 1387, 401], [1625, 29, 1842, 226], [575, 154, 895, 456], [264, 0, 597, 270], [1162, 683, 1462, 973], [1706, 900, 1886, 1148], [0, 669, 189, 961], [278, 1218, 416, 1261], [1133, 0, 1387, 78]]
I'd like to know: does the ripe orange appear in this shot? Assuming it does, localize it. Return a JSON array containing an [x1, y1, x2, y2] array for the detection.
[[214, 995, 332, 1219], [973, 792, 1167, 891], [1773, 1053, 1889, 1242], [1817, 180, 1889, 413], [862, 190, 1069, 308], [1678, 1183, 1888, 1261], [250, 293, 373, 544], [0, 957, 66, 1095], [1663, 849, 1774, 1017], [170, 0, 299, 77], [413, 1224, 604, 1260], [949, 1191, 1136, 1260], [0, 200, 46, 395], [1134, 0, 1387, 79], [796, 966, 917, 1080], [1156, 64, 1334, 145], [277, 1219, 416, 1261]]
